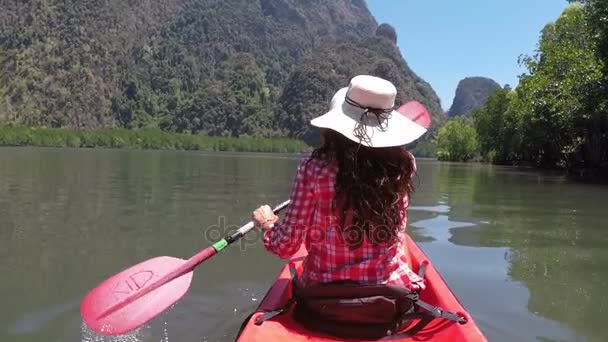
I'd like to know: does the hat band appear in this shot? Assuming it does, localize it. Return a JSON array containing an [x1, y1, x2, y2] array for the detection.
[[345, 96, 393, 145]]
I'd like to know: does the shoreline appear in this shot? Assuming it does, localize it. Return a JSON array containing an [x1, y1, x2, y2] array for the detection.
[[2, 126, 605, 182], [0, 126, 311, 153]]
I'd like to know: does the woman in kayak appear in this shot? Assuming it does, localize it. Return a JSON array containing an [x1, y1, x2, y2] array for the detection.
[[253, 75, 428, 292]]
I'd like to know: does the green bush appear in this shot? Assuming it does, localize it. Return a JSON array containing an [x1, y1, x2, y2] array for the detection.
[[0, 126, 311, 153], [435, 118, 479, 162]]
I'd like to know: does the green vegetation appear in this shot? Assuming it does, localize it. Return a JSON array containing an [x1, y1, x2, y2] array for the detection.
[[471, 86, 517, 164], [0, 126, 310, 153], [0, 0, 443, 147], [277, 35, 445, 145], [440, 2, 608, 177], [407, 140, 437, 158], [435, 117, 478, 162]]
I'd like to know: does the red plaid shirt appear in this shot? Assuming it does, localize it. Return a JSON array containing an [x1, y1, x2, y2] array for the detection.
[[263, 155, 425, 291]]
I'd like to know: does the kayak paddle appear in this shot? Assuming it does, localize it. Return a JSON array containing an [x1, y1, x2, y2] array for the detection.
[[396, 101, 432, 129], [80, 200, 291, 336]]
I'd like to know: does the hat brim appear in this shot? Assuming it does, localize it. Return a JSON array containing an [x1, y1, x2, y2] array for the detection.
[[310, 100, 428, 148]]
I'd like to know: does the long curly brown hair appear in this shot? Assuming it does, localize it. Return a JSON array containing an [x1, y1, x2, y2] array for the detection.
[[310, 129, 416, 249]]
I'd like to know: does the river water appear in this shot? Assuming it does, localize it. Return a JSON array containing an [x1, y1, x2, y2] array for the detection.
[[1, 147, 607, 342]]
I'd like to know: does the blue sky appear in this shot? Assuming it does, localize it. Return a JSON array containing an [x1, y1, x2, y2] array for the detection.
[[366, 0, 570, 111]]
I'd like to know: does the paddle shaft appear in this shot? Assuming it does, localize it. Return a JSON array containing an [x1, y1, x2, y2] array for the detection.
[[97, 200, 291, 319]]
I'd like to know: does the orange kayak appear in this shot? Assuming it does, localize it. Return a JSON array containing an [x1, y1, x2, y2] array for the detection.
[[236, 236, 487, 341]]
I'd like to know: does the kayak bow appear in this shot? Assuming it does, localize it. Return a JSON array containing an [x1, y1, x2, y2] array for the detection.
[[236, 236, 487, 341]]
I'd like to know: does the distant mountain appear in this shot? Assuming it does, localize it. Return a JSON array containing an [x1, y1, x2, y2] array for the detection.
[[0, 0, 443, 144], [447, 77, 501, 117]]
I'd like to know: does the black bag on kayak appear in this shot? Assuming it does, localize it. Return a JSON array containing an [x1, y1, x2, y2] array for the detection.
[[254, 263, 466, 341], [292, 281, 422, 340]]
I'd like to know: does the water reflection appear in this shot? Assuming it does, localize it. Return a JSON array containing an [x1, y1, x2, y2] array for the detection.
[[0, 148, 295, 342], [1, 149, 607, 341], [412, 160, 608, 342]]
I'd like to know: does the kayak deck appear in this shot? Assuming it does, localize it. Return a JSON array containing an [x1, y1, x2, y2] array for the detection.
[[236, 237, 487, 341]]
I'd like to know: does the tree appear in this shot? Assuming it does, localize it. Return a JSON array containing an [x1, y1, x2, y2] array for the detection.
[[435, 117, 479, 162], [586, 0, 608, 65], [472, 86, 521, 164], [515, 3, 606, 170]]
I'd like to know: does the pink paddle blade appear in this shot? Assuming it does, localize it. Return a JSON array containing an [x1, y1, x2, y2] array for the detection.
[[80, 201, 289, 336], [396, 101, 432, 129], [81, 256, 193, 336]]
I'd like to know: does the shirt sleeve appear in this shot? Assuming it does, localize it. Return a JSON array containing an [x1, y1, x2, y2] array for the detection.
[[263, 157, 316, 259]]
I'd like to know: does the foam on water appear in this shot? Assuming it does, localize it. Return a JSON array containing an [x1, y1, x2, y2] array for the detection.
[[80, 321, 143, 342], [80, 320, 172, 342], [79, 304, 177, 341]]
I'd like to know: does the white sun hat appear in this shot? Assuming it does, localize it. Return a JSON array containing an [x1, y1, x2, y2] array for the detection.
[[311, 75, 428, 148]]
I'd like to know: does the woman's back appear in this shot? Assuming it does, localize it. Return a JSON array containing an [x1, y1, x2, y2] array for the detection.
[[263, 155, 424, 291], [255, 75, 429, 292]]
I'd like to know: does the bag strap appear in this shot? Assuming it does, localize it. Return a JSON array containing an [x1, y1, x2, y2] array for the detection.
[[296, 282, 413, 299], [254, 262, 299, 325], [414, 297, 466, 323], [289, 262, 298, 291], [255, 260, 466, 330], [382, 313, 435, 340], [413, 261, 465, 323], [254, 297, 295, 325], [383, 293, 465, 340]]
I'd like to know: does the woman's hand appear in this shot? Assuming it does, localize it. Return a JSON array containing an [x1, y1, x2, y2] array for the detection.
[[253, 205, 279, 230]]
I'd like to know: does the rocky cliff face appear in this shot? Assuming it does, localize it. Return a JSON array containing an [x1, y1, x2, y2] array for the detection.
[[0, 0, 442, 142], [447, 77, 501, 117]]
